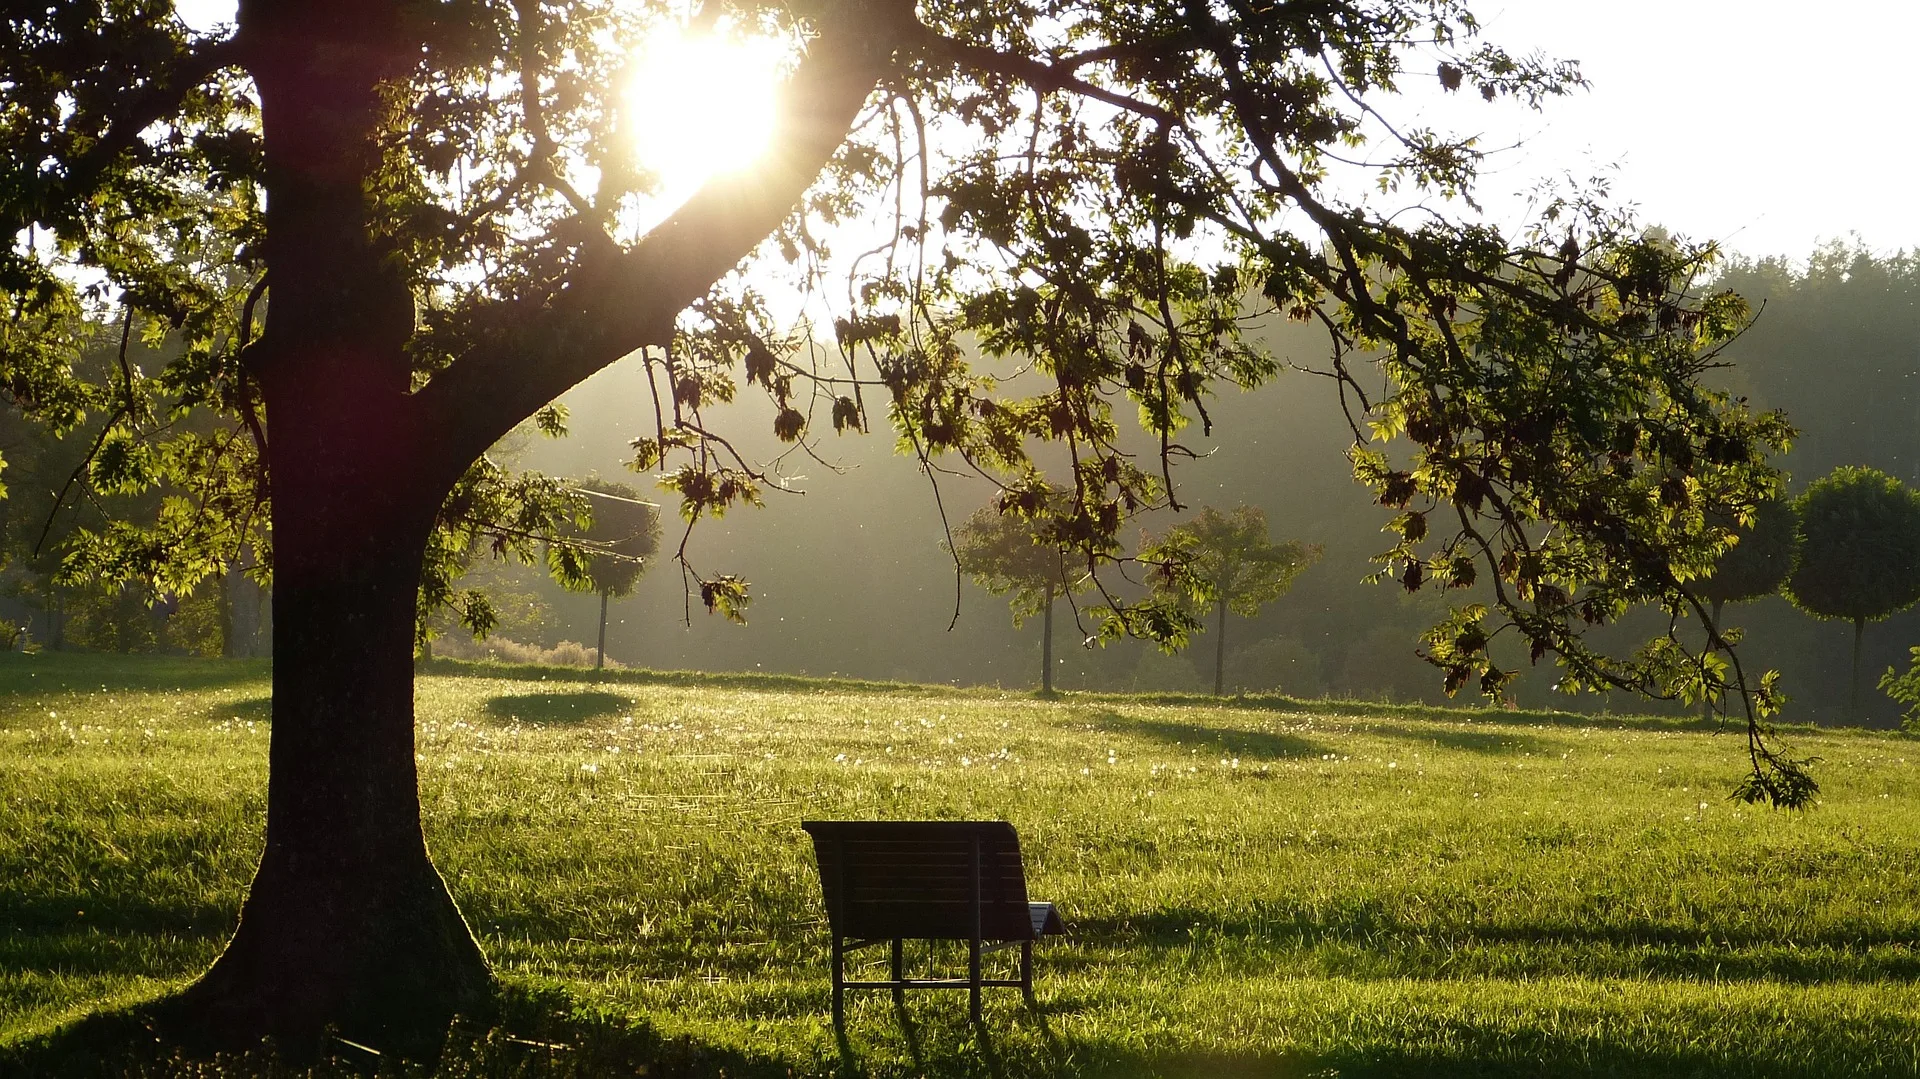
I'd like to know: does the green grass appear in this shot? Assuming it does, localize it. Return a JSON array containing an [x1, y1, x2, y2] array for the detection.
[[3, 652, 1919, 1076]]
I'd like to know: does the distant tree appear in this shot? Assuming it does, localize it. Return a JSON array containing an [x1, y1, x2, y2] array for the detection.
[[1698, 497, 1799, 629], [952, 495, 1081, 693], [552, 479, 660, 670], [1784, 467, 1920, 718], [1690, 497, 1797, 716], [1147, 506, 1320, 696]]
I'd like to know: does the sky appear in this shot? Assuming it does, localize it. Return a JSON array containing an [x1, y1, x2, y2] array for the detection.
[[171, 0, 1919, 262]]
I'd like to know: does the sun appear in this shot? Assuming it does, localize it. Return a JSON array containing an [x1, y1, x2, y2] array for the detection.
[[624, 25, 788, 203]]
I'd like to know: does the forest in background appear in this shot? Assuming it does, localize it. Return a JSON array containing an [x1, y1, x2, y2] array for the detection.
[[4, 242, 1917, 726]]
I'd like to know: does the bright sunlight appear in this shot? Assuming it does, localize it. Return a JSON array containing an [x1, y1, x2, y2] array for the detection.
[[623, 25, 788, 204]]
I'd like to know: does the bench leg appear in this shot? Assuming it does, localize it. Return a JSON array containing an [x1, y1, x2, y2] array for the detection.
[[832, 935, 846, 1029], [1021, 940, 1035, 1006], [969, 936, 983, 1023], [891, 938, 905, 1003]]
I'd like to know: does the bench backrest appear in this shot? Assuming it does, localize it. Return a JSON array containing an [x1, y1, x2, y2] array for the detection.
[[802, 820, 1036, 941]]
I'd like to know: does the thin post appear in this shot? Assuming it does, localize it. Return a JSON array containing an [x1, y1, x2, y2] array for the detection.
[[968, 832, 983, 1023]]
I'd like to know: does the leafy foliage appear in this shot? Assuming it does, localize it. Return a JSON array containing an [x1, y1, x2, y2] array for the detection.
[[1697, 497, 1798, 610], [549, 478, 660, 600], [1145, 506, 1319, 619], [1784, 467, 1920, 624], [0, 0, 1815, 823], [951, 490, 1081, 628]]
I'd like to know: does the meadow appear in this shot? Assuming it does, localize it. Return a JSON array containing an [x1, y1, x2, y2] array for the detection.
[[2, 651, 1918, 1076]]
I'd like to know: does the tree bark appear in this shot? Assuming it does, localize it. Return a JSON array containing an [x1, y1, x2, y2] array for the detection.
[[157, 0, 893, 1053], [216, 568, 235, 659], [1703, 597, 1725, 718], [1214, 597, 1228, 697], [1042, 581, 1055, 694], [176, 502, 490, 1050], [597, 589, 609, 671], [1852, 616, 1865, 721], [170, 4, 490, 1050]]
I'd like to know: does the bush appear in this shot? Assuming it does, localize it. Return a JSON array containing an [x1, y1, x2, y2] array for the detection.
[[432, 634, 619, 669]]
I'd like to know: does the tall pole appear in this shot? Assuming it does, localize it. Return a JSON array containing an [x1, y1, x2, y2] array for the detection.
[[596, 589, 609, 671]]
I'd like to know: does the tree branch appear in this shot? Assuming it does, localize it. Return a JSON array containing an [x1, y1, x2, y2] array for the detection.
[[413, 3, 904, 486]]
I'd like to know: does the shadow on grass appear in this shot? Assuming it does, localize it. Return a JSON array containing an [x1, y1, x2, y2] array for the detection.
[[482, 691, 633, 725], [0, 652, 270, 697], [4, 979, 1911, 1079], [416, 658, 1868, 739], [1064, 901, 1920, 984], [205, 694, 273, 723], [1361, 723, 1552, 755], [0, 984, 796, 1079], [1079, 712, 1331, 761]]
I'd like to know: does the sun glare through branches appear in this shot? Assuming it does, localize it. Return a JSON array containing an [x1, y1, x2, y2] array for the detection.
[[622, 24, 787, 208]]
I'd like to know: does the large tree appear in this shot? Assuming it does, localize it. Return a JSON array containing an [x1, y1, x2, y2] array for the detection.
[[1147, 505, 1319, 696], [2, 0, 1803, 1049], [1784, 467, 1920, 720]]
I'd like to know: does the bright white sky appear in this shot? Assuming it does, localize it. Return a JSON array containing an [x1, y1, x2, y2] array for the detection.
[[173, 0, 1918, 261]]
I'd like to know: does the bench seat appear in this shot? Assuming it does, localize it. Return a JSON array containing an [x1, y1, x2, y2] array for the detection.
[[802, 820, 1062, 1024]]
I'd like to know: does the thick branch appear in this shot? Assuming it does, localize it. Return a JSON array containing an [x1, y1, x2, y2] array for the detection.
[[414, 4, 902, 486], [12, 36, 247, 234]]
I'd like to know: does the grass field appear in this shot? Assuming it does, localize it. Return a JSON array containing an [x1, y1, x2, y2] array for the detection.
[[2, 652, 1919, 1076]]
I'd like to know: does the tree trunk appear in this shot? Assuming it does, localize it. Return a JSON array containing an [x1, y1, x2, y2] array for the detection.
[[174, 461, 491, 1051], [1214, 598, 1228, 697], [216, 567, 235, 659], [1852, 616, 1866, 721], [596, 589, 609, 671], [1042, 582, 1055, 694], [1703, 597, 1725, 718], [172, 7, 491, 1048]]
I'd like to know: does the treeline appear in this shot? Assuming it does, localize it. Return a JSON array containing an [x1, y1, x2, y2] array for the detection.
[[10, 243, 1920, 725]]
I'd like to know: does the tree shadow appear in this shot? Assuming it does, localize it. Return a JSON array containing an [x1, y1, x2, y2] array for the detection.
[[0, 652, 270, 697], [482, 691, 632, 725], [1064, 902, 1920, 984], [0, 984, 797, 1078], [1361, 723, 1553, 755], [4, 977, 1908, 1078], [204, 694, 273, 723], [1080, 712, 1331, 760]]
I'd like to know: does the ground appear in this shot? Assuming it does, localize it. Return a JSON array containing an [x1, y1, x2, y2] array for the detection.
[[1, 652, 1918, 1076]]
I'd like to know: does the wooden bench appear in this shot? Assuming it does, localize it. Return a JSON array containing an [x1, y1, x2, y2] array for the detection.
[[801, 820, 1064, 1024]]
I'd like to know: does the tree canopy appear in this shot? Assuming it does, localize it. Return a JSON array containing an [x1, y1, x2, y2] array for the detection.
[[1697, 496, 1797, 614], [1784, 466, 1920, 718], [1146, 505, 1318, 694], [559, 478, 661, 600], [0, 0, 1807, 1047], [1784, 467, 1920, 625]]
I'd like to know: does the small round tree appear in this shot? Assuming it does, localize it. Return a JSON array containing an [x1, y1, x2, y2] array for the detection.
[[1784, 467, 1920, 719], [952, 493, 1081, 694], [1148, 506, 1321, 696], [554, 478, 661, 670], [1698, 497, 1799, 630]]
